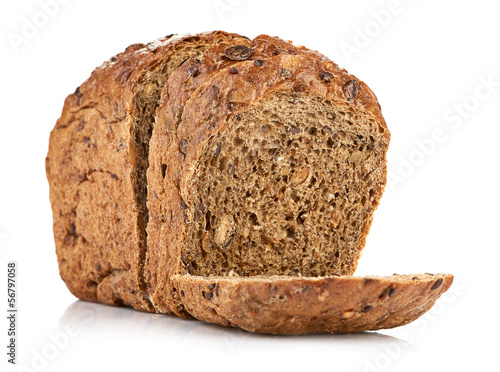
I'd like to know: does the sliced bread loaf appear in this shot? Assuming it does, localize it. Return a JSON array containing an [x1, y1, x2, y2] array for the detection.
[[47, 32, 453, 335]]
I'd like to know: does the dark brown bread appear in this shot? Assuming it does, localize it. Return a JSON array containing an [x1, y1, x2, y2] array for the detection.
[[47, 31, 453, 335], [172, 273, 453, 334], [46, 31, 242, 311]]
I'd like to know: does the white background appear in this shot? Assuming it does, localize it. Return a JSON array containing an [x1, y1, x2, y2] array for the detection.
[[1, 0, 499, 371]]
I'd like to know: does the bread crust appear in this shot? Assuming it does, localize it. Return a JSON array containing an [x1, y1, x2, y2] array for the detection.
[[46, 31, 241, 312], [172, 274, 453, 334], [155, 34, 330, 133]]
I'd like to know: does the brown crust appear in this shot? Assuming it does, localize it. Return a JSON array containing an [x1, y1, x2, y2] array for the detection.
[[148, 47, 390, 315], [156, 34, 330, 131], [172, 274, 453, 335], [46, 31, 241, 312]]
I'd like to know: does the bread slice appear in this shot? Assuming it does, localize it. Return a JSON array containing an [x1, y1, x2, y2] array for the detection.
[[146, 35, 332, 316], [172, 273, 453, 334], [46, 31, 243, 312]]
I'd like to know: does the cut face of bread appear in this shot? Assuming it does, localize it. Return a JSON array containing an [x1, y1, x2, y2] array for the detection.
[[182, 92, 387, 277], [172, 273, 453, 334]]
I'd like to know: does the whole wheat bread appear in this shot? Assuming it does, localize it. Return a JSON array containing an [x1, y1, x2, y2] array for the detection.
[[46, 31, 453, 335]]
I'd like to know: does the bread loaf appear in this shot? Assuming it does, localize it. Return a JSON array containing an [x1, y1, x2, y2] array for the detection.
[[46, 31, 453, 334]]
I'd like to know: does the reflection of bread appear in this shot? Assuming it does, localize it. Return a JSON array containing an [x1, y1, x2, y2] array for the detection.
[[47, 32, 453, 334]]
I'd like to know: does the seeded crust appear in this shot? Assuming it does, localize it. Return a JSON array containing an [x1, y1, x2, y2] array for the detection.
[[152, 33, 330, 136], [172, 273, 453, 334], [46, 31, 242, 312], [146, 35, 331, 316]]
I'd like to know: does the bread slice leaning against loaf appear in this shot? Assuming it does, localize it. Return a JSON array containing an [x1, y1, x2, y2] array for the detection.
[[47, 31, 453, 335]]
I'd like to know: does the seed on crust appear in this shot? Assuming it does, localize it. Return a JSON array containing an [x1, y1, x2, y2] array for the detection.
[[224, 45, 255, 61]]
